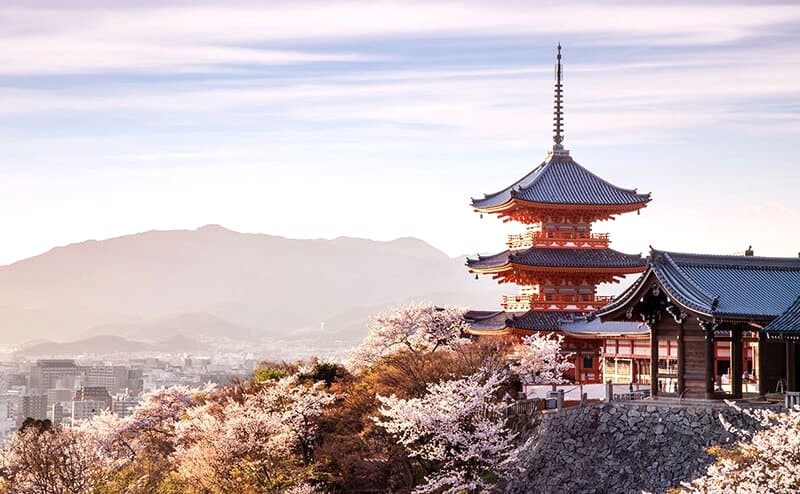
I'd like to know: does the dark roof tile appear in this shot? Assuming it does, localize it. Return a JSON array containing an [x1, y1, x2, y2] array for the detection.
[[467, 247, 645, 270], [763, 296, 800, 338], [472, 153, 650, 209], [463, 310, 510, 331], [599, 249, 800, 319]]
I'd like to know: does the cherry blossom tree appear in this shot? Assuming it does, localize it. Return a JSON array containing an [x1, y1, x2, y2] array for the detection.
[[375, 369, 517, 494], [83, 384, 215, 493], [172, 376, 335, 493], [683, 407, 800, 493], [0, 419, 107, 494], [347, 303, 471, 372], [509, 333, 574, 386], [249, 376, 337, 465]]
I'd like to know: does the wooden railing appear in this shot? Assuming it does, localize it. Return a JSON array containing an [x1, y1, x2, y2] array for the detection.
[[505, 398, 542, 417], [502, 294, 614, 311], [507, 231, 610, 250], [612, 390, 650, 401]]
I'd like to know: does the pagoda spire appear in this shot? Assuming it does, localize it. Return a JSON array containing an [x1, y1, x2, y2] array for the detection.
[[553, 43, 565, 151]]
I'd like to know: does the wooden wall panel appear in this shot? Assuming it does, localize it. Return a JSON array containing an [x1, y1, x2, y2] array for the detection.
[[761, 339, 786, 394]]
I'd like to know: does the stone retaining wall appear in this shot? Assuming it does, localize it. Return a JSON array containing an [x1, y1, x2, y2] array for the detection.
[[507, 401, 774, 494]]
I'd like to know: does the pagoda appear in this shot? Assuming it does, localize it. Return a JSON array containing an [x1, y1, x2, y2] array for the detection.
[[465, 45, 650, 383]]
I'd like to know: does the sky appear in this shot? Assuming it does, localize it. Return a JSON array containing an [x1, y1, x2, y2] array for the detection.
[[1, 0, 799, 266]]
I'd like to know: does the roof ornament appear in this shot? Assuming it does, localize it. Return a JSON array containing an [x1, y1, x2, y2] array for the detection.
[[552, 43, 566, 154]]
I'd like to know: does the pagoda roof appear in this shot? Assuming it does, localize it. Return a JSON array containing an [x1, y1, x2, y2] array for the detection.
[[471, 152, 651, 211], [463, 309, 646, 337], [463, 310, 509, 331], [467, 246, 645, 271], [597, 249, 800, 320], [560, 317, 648, 338], [505, 311, 644, 336], [763, 296, 800, 340], [509, 311, 576, 331]]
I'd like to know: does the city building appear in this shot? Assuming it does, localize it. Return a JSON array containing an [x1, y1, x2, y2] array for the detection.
[[82, 365, 131, 392], [74, 386, 112, 411], [48, 403, 65, 425], [29, 359, 83, 389], [113, 398, 139, 418], [20, 394, 48, 422], [71, 400, 107, 425], [464, 45, 649, 383]]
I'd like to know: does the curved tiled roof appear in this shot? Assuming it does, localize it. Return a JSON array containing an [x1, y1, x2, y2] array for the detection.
[[467, 247, 645, 270], [463, 310, 510, 331], [762, 296, 800, 338], [509, 311, 578, 331], [464, 309, 647, 336], [561, 317, 648, 337], [599, 249, 800, 319], [472, 153, 651, 210]]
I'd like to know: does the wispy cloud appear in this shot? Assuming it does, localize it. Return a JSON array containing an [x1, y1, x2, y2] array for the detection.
[[1, 2, 799, 75], [0, 1, 799, 264]]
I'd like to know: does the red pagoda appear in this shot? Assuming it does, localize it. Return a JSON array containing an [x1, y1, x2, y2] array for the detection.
[[465, 45, 650, 383]]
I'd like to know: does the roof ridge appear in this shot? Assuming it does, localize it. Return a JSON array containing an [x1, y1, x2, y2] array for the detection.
[[660, 250, 800, 270], [655, 251, 718, 309], [559, 154, 648, 196], [763, 295, 800, 336], [508, 157, 553, 200], [475, 161, 547, 203], [510, 153, 650, 202], [594, 265, 653, 316]]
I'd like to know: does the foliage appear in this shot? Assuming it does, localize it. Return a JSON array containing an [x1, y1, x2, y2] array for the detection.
[[375, 369, 517, 494], [171, 376, 335, 493], [0, 303, 573, 494], [254, 366, 288, 383], [347, 303, 470, 372], [682, 406, 800, 494], [0, 420, 107, 494], [510, 333, 574, 385]]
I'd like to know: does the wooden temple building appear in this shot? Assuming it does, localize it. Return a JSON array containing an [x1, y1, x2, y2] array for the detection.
[[596, 250, 800, 398], [464, 45, 651, 384]]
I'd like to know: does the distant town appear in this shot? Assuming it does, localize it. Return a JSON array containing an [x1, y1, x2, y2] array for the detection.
[[0, 352, 261, 442]]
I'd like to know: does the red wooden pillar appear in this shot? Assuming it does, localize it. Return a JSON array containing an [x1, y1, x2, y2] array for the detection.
[[650, 325, 658, 396], [677, 319, 685, 396]]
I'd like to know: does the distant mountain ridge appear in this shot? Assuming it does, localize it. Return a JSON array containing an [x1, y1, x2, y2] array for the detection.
[[16, 334, 210, 356], [0, 225, 507, 351]]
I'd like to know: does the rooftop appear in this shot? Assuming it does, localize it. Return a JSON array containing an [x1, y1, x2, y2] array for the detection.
[[763, 296, 800, 339], [472, 153, 651, 211], [467, 246, 646, 271], [598, 249, 800, 320]]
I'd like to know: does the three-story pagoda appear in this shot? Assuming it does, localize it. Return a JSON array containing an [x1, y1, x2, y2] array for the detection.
[[465, 46, 650, 382]]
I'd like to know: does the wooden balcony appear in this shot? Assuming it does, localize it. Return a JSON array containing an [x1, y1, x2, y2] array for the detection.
[[507, 231, 610, 250], [502, 294, 614, 312]]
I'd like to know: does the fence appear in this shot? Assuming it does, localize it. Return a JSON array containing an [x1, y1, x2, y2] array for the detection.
[[505, 398, 542, 417]]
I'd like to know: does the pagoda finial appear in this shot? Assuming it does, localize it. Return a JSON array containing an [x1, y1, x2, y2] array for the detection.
[[553, 43, 565, 151]]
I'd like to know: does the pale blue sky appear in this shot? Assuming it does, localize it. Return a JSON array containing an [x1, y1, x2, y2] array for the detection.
[[1, 1, 799, 265]]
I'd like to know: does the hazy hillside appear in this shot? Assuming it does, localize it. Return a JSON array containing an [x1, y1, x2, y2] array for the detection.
[[0, 225, 507, 350], [16, 334, 211, 356]]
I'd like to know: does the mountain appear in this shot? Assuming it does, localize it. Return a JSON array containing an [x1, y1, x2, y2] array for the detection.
[[0, 225, 507, 351], [15, 333, 212, 356], [17, 335, 152, 356]]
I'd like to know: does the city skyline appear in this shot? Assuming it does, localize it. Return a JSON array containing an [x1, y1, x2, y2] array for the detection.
[[1, 1, 799, 265]]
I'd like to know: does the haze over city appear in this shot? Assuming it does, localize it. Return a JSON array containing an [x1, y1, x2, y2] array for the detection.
[[1, 0, 799, 267]]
